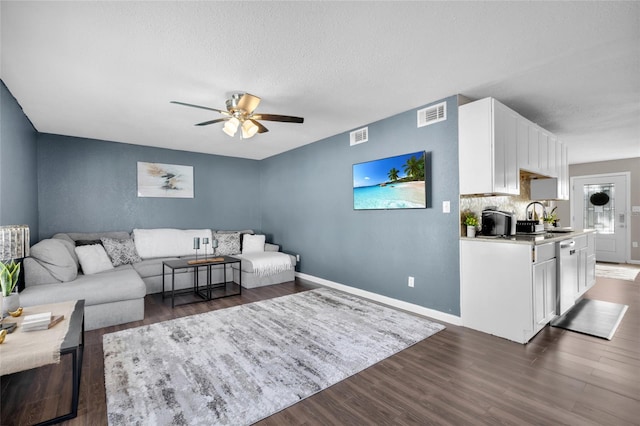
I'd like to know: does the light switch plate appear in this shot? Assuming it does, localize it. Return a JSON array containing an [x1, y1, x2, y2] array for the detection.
[[442, 201, 450, 213]]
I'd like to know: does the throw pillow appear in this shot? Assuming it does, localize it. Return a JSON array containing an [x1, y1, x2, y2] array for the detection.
[[75, 244, 115, 275], [29, 239, 78, 282], [242, 234, 266, 254], [214, 232, 241, 256], [101, 237, 142, 267]]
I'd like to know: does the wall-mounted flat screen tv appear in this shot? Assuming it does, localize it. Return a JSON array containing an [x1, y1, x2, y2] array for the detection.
[[353, 151, 427, 210]]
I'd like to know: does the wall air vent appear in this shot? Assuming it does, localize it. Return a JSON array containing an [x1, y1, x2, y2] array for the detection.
[[350, 127, 368, 146], [417, 101, 447, 127]]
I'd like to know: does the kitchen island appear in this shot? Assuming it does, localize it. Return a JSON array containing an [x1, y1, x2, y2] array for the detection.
[[460, 229, 596, 344]]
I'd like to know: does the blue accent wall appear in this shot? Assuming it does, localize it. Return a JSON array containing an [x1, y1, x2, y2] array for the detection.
[[0, 81, 39, 243], [4, 82, 461, 315], [36, 134, 261, 239], [260, 96, 460, 315]]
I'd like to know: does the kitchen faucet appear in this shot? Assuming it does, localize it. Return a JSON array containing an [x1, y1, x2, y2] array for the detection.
[[526, 202, 546, 222]]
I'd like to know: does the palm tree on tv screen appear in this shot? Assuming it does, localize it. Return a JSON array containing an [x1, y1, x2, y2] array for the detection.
[[403, 156, 425, 181], [387, 167, 400, 182]]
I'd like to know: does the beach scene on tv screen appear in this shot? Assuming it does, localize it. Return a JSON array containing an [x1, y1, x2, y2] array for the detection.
[[353, 151, 426, 210]]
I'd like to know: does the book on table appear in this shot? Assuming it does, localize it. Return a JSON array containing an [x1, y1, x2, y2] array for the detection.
[[21, 312, 65, 331]]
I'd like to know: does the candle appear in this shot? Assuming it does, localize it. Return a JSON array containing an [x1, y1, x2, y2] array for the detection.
[[193, 237, 200, 249], [203, 237, 209, 245], [212, 239, 218, 249]]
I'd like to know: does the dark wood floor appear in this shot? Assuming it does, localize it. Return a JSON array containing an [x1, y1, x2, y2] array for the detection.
[[2, 270, 638, 425]]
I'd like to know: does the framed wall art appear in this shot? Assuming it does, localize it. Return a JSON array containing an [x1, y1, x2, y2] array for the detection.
[[137, 162, 194, 198]]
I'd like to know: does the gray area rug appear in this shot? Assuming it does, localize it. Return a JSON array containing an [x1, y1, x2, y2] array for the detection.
[[550, 298, 628, 340], [595, 263, 640, 282], [103, 288, 445, 425]]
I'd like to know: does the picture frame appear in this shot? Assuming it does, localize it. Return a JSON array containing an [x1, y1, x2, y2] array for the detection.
[[137, 162, 194, 198]]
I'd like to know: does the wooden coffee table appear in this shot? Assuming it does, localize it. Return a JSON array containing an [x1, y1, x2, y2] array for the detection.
[[0, 299, 85, 426]]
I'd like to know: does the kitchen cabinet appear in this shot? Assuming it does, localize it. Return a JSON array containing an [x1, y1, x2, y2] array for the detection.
[[460, 97, 569, 198], [459, 97, 520, 195], [527, 125, 540, 172], [547, 134, 557, 177], [517, 118, 530, 171], [575, 234, 596, 297], [560, 143, 569, 199], [530, 140, 569, 201], [533, 248, 557, 332], [460, 240, 556, 344], [538, 129, 549, 174]]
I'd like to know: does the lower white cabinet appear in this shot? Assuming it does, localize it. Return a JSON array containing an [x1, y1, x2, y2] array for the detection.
[[575, 234, 596, 298], [461, 240, 557, 344], [533, 257, 556, 333]]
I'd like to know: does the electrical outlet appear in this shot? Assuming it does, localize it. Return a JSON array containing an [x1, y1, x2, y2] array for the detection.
[[633, 242, 638, 248], [408, 276, 415, 288], [296, 254, 301, 262]]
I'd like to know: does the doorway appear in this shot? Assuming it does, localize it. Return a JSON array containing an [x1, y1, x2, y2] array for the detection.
[[572, 173, 629, 263]]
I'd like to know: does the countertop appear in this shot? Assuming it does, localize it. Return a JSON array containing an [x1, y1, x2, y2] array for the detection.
[[461, 229, 596, 245]]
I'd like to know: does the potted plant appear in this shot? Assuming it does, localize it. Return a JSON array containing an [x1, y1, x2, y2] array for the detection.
[[543, 207, 558, 230], [1, 260, 21, 317], [462, 212, 479, 238]]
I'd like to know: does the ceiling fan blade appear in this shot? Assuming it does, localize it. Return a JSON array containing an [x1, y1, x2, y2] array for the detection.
[[253, 113, 304, 124], [170, 101, 225, 114], [250, 119, 269, 133], [237, 93, 261, 114], [195, 118, 228, 126]]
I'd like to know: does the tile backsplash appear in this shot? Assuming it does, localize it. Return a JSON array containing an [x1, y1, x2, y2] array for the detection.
[[460, 174, 556, 235]]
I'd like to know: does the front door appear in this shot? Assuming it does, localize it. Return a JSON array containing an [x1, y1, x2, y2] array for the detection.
[[572, 173, 628, 263]]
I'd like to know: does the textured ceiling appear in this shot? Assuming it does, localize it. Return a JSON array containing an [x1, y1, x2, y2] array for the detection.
[[1, 1, 639, 163]]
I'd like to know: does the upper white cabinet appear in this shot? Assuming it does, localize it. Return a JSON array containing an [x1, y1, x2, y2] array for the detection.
[[460, 97, 570, 199], [530, 140, 569, 200], [459, 98, 520, 195]]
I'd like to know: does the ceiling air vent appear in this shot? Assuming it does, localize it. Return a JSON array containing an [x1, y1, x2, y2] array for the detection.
[[417, 101, 447, 128], [350, 127, 368, 146]]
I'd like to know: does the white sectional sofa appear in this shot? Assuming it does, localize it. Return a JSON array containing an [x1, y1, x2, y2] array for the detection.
[[20, 228, 296, 330]]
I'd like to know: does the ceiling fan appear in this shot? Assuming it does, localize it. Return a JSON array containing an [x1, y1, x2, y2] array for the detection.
[[171, 93, 304, 139]]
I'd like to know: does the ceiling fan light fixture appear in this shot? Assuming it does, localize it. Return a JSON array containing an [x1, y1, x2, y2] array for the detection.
[[222, 117, 239, 137], [241, 120, 259, 139]]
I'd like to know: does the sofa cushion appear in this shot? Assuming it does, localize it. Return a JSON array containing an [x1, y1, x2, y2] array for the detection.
[[132, 257, 188, 278], [101, 237, 142, 267], [29, 239, 78, 282], [242, 234, 266, 254], [133, 228, 212, 259], [23, 257, 61, 286], [19, 267, 146, 307], [75, 244, 115, 275], [214, 232, 240, 256]]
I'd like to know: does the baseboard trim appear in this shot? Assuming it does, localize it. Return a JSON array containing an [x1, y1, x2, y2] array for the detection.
[[296, 272, 462, 326]]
